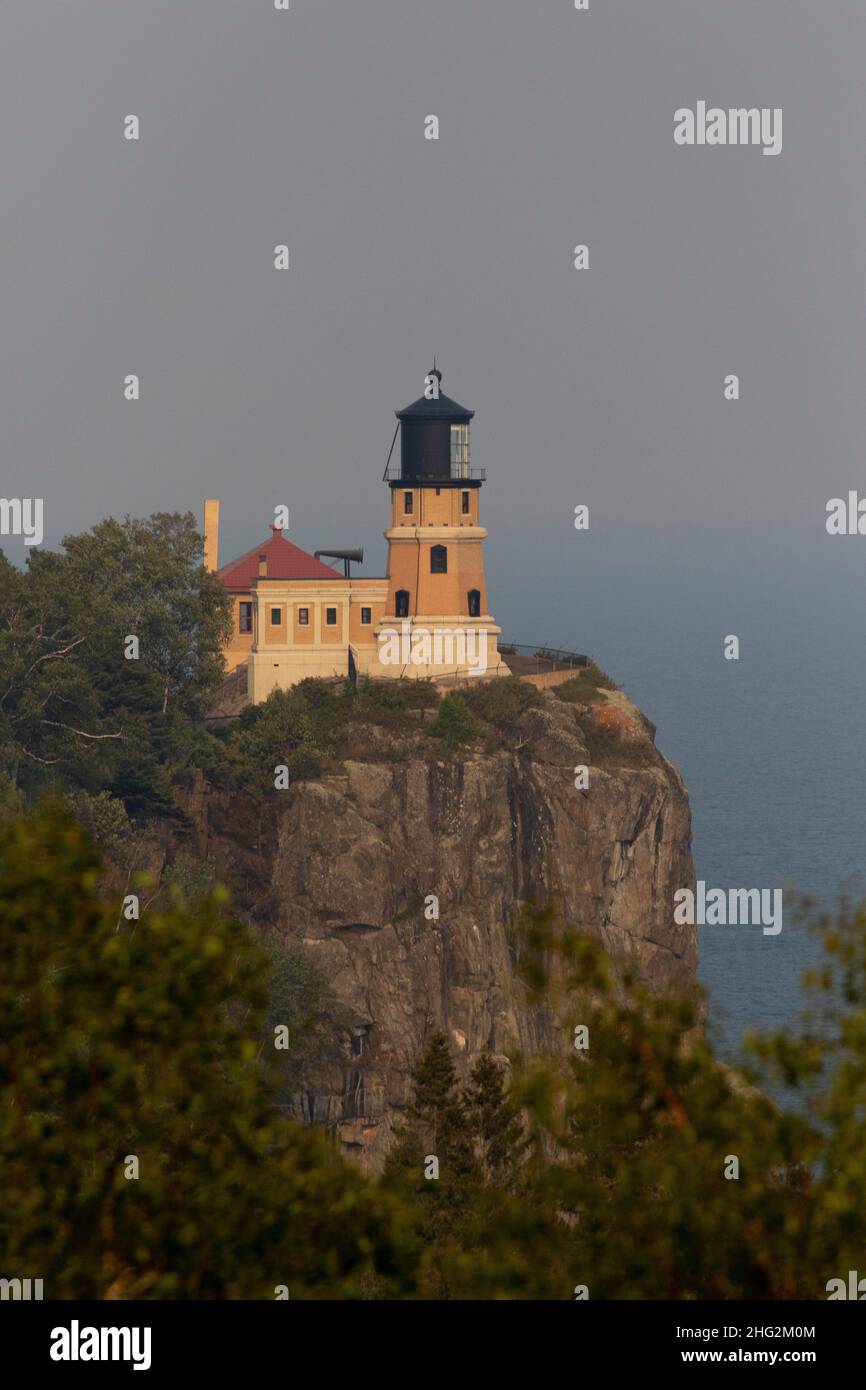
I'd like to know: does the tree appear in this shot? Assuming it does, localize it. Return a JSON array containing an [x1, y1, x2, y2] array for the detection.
[[465, 1050, 524, 1185], [259, 936, 346, 1110], [58, 512, 230, 715], [384, 1028, 570, 1299], [508, 910, 817, 1299], [410, 1032, 459, 1146], [0, 513, 230, 814]]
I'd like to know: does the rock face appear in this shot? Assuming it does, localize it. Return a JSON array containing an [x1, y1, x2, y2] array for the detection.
[[197, 688, 697, 1171]]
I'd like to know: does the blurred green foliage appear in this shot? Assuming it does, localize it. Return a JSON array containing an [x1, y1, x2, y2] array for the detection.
[[0, 803, 416, 1299], [5, 808, 866, 1300]]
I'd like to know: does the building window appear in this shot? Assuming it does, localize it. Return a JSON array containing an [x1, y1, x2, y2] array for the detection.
[[270, 607, 282, 625], [403, 491, 413, 514], [468, 589, 481, 618], [450, 423, 470, 478], [239, 601, 253, 632], [360, 606, 372, 625], [430, 544, 447, 574], [325, 607, 337, 626], [298, 607, 309, 626], [461, 490, 470, 515], [395, 589, 410, 618]]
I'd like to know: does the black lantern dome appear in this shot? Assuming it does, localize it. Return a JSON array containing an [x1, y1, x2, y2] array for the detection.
[[391, 366, 480, 487]]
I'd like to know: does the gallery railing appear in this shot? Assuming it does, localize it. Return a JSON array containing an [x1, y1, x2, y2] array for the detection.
[[382, 466, 486, 483], [498, 642, 588, 669]]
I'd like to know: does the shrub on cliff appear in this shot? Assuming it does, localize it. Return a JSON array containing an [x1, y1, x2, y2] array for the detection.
[[224, 678, 443, 792], [225, 685, 335, 795], [430, 693, 482, 748], [353, 675, 438, 718], [460, 673, 541, 735]]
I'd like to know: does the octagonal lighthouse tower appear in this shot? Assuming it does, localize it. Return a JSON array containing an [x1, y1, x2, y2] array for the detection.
[[374, 366, 508, 681]]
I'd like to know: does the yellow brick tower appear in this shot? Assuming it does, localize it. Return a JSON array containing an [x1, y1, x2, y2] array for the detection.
[[376, 366, 506, 679]]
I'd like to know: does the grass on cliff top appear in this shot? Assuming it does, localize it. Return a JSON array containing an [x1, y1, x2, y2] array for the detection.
[[554, 661, 618, 706]]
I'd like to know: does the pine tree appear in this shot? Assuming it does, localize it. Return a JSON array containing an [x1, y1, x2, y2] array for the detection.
[[465, 1049, 524, 1185], [408, 1030, 459, 1150], [383, 1031, 458, 1185]]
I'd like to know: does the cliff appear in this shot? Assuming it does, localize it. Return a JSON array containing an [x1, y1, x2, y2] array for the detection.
[[188, 681, 697, 1171]]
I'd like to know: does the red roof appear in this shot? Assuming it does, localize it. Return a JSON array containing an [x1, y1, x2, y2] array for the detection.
[[218, 528, 342, 590]]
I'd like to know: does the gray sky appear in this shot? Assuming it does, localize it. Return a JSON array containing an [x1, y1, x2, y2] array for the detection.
[[1, 0, 863, 577]]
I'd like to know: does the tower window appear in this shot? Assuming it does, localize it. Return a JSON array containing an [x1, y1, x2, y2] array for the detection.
[[450, 423, 470, 478], [270, 607, 282, 625], [430, 544, 447, 574], [239, 601, 253, 633], [403, 491, 413, 515], [298, 607, 309, 626], [468, 589, 481, 618], [461, 491, 470, 515], [395, 589, 410, 618], [325, 607, 337, 626], [360, 606, 372, 625]]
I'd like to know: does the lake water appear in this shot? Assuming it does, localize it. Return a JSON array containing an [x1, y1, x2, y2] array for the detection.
[[490, 523, 866, 1064]]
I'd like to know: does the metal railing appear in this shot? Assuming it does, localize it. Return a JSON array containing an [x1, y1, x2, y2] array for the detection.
[[498, 642, 588, 669], [383, 466, 486, 483]]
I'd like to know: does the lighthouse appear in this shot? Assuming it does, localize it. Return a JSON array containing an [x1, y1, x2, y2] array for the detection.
[[208, 364, 507, 700], [375, 366, 507, 679]]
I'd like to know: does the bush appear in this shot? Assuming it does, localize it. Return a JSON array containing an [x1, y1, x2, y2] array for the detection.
[[430, 694, 482, 749], [225, 680, 444, 791], [351, 677, 439, 726], [355, 676, 438, 711], [225, 685, 341, 796], [461, 675, 541, 730]]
